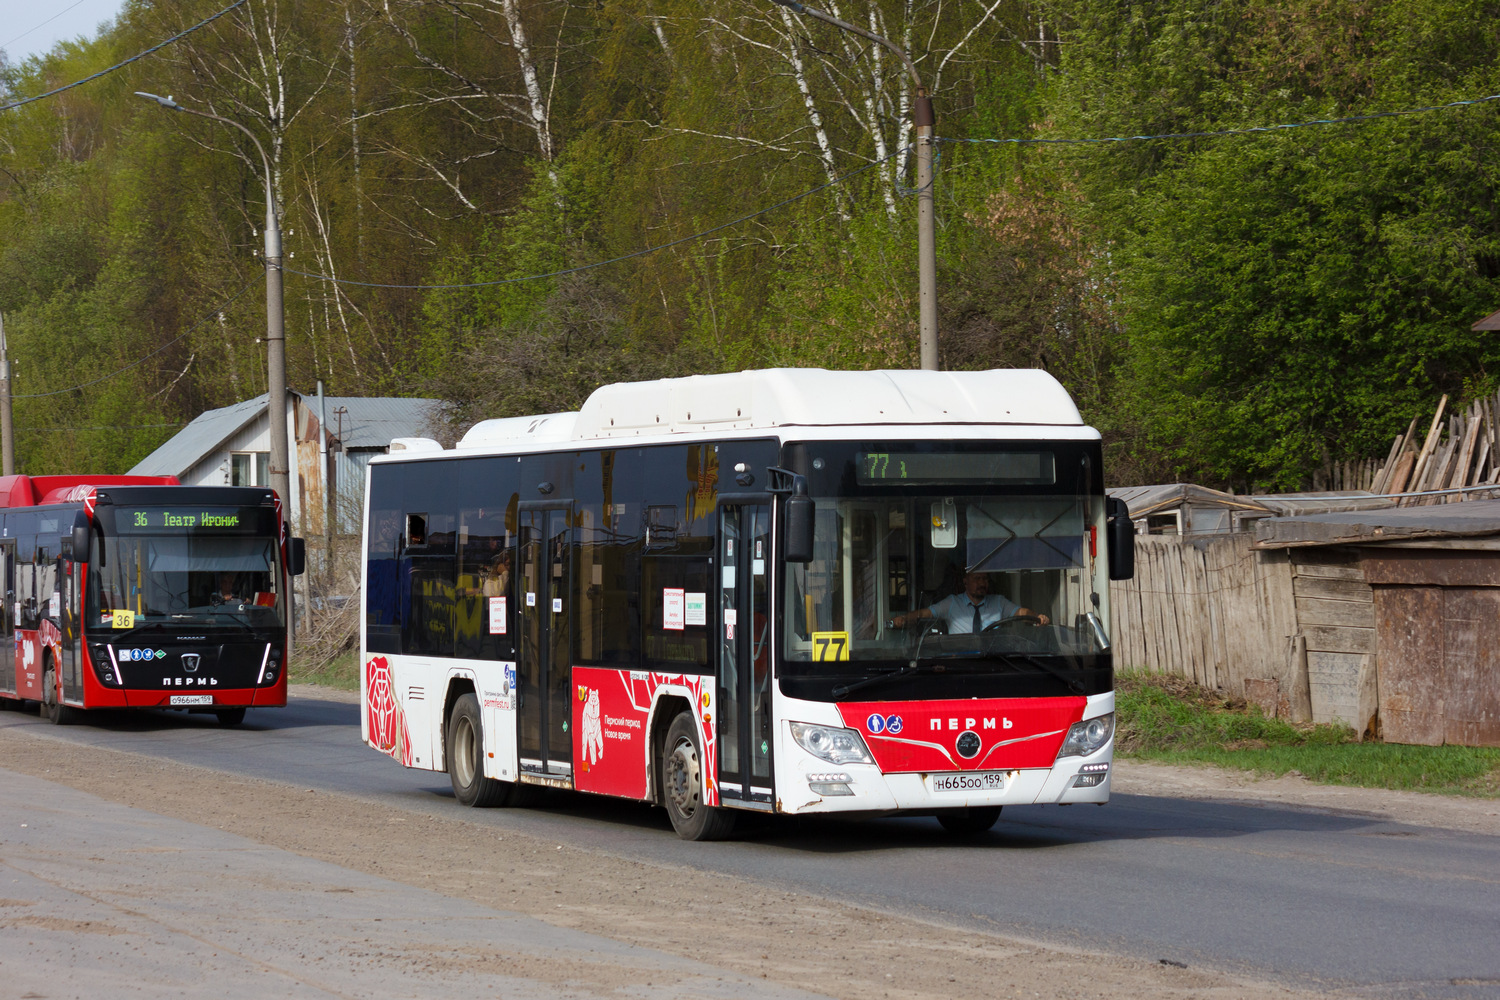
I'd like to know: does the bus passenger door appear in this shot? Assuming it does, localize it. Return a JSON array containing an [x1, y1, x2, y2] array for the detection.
[[61, 556, 81, 703], [0, 541, 12, 696], [518, 504, 573, 778], [717, 504, 773, 806]]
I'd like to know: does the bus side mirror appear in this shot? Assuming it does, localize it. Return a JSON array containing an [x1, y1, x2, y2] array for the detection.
[[290, 537, 307, 577], [1106, 497, 1135, 580], [784, 488, 816, 564], [70, 513, 90, 563]]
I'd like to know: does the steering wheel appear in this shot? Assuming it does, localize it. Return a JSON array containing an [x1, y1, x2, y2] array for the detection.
[[984, 614, 1043, 631]]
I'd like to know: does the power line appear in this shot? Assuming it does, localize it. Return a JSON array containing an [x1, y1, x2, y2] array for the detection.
[[2, 0, 91, 53], [13, 278, 258, 399], [0, 0, 247, 113], [939, 92, 1500, 147], [27, 422, 185, 432], [283, 150, 903, 290]]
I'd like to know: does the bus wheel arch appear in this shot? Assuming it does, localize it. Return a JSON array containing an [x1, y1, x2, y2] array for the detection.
[[441, 677, 478, 774], [649, 695, 691, 806]]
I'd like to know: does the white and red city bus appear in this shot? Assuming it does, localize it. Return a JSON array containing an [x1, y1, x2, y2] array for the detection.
[[0, 475, 305, 726], [359, 369, 1133, 838]]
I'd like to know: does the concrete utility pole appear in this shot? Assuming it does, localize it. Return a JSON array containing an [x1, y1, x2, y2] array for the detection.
[[0, 312, 14, 476], [768, 0, 938, 370], [134, 92, 289, 505]]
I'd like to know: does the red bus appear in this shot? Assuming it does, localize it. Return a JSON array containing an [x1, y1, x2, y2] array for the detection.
[[360, 369, 1133, 839], [0, 475, 304, 726]]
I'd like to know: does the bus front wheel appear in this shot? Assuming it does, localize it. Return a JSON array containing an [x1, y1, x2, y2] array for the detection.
[[41, 659, 78, 726], [935, 806, 1002, 836], [216, 708, 247, 726], [661, 712, 736, 841], [447, 693, 513, 807]]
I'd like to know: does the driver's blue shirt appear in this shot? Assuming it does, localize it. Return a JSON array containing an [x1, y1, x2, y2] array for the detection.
[[927, 593, 1022, 634]]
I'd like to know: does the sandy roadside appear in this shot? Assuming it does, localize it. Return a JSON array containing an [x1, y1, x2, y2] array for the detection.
[[2, 688, 1491, 999]]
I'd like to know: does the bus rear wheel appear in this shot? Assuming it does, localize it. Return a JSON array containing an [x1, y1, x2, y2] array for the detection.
[[935, 806, 1002, 835], [41, 660, 78, 726], [661, 712, 736, 841], [447, 693, 513, 807]]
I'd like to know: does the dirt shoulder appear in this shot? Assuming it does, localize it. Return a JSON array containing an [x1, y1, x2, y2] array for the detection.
[[1, 720, 1322, 1000], [5, 686, 1490, 999]]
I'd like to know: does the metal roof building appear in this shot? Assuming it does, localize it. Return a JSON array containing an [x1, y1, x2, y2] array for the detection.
[[130, 390, 443, 536]]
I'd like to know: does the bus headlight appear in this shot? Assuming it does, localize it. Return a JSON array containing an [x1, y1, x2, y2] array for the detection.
[[1056, 713, 1114, 758], [790, 722, 874, 765], [89, 645, 120, 686]]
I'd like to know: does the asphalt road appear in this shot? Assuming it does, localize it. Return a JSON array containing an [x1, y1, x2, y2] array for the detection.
[[3, 692, 1498, 999]]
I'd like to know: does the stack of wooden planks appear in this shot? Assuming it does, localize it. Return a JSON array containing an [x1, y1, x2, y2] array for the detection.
[[1359, 394, 1500, 502]]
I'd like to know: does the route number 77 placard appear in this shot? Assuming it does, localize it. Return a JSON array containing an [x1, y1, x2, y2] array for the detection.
[[811, 631, 850, 661]]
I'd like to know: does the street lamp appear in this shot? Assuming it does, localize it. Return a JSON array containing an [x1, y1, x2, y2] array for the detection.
[[768, 0, 937, 370], [134, 92, 290, 506]]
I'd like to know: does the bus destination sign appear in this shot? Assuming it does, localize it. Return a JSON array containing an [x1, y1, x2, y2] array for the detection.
[[115, 506, 266, 534]]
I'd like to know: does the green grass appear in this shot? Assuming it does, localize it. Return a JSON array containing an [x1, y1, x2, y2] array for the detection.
[[1116, 671, 1500, 797], [290, 650, 360, 692]]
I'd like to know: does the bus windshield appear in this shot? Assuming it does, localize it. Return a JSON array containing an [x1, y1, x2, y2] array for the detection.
[[86, 506, 285, 628], [781, 492, 1110, 693]]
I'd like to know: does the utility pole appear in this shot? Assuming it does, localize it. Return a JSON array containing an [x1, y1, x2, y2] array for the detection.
[[769, 0, 938, 370], [0, 312, 13, 476]]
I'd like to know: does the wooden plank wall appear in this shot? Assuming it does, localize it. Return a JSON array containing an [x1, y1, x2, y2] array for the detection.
[[1109, 535, 1297, 698], [1288, 549, 1375, 726]]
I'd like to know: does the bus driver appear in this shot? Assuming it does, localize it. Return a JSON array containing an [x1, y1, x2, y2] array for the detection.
[[891, 571, 1050, 633]]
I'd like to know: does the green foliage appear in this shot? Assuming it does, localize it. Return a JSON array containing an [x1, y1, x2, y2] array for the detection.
[[0, 0, 1497, 489], [1117, 672, 1500, 795], [1041, 0, 1500, 488]]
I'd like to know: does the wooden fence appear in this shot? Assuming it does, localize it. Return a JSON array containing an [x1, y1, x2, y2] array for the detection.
[[1109, 534, 1297, 705]]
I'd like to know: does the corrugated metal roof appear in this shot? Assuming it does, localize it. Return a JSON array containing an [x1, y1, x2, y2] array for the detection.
[[130, 395, 266, 477], [1248, 491, 1396, 517], [129, 392, 443, 478], [1106, 483, 1270, 518], [1252, 498, 1500, 548], [319, 396, 443, 450]]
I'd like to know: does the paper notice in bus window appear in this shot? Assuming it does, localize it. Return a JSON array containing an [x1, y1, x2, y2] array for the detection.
[[488, 597, 507, 635], [663, 588, 685, 630], [111, 609, 136, 629], [685, 593, 706, 626]]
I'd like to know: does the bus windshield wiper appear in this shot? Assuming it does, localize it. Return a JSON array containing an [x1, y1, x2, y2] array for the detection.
[[996, 651, 1085, 695], [104, 622, 167, 642], [831, 661, 943, 699]]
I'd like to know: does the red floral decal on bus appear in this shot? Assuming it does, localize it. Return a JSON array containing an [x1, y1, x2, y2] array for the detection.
[[365, 655, 412, 767]]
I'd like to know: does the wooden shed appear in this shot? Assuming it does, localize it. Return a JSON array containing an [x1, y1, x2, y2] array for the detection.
[[1109, 499, 1500, 746], [1252, 500, 1500, 746]]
